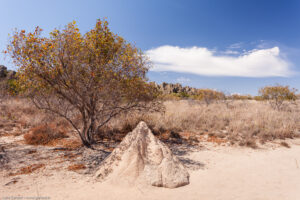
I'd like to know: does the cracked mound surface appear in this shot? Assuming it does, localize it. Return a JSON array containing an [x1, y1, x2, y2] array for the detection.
[[95, 121, 189, 188]]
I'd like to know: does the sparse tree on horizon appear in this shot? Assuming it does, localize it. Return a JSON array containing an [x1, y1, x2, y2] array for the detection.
[[259, 84, 297, 110], [194, 89, 225, 106]]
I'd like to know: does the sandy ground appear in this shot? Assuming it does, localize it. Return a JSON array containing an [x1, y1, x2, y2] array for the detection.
[[1, 139, 300, 200]]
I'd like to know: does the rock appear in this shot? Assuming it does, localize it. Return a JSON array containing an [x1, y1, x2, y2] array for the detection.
[[95, 121, 189, 188], [0, 65, 7, 78], [156, 82, 198, 96], [0, 65, 16, 80]]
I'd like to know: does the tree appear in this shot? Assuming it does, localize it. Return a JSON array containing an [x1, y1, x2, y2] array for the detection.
[[194, 89, 225, 106], [7, 19, 159, 147], [231, 94, 253, 100], [259, 85, 297, 110]]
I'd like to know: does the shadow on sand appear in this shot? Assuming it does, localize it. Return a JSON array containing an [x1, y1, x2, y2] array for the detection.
[[165, 140, 206, 171]]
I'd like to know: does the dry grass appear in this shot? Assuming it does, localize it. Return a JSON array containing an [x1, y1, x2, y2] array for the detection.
[[59, 138, 83, 150], [0, 98, 46, 126], [67, 163, 86, 171], [280, 141, 291, 148], [24, 123, 68, 145], [99, 100, 300, 145], [0, 98, 72, 129], [206, 135, 228, 145], [9, 163, 45, 176], [239, 139, 258, 149], [2, 98, 300, 147]]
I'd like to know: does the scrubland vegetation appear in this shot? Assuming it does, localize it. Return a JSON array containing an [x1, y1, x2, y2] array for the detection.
[[0, 19, 299, 150], [1, 19, 300, 200], [1, 95, 299, 149], [115, 99, 300, 145]]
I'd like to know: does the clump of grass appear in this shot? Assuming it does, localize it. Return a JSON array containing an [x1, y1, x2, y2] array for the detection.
[[67, 163, 86, 171], [24, 123, 68, 145], [245, 139, 258, 149], [9, 163, 45, 176], [60, 139, 82, 150], [207, 135, 228, 145], [0, 98, 73, 129], [280, 141, 290, 148]]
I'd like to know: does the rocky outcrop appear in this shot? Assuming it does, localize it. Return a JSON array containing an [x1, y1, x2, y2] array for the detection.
[[0, 65, 16, 95], [0, 65, 16, 80], [154, 82, 198, 95], [95, 121, 189, 188], [0, 66, 196, 96], [0, 66, 199, 97]]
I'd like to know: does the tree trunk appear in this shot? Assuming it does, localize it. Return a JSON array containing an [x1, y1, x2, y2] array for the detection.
[[80, 118, 96, 148]]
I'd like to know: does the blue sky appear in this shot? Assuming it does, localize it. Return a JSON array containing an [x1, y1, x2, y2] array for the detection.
[[1, 0, 300, 94]]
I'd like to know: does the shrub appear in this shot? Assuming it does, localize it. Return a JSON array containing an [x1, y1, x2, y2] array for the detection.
[[177, 92, 190, 99], [231, 94, 253, 100], [6, 79, 19, 96], [193, 89, 225, 106], [7, 19, 160, 147], [254, 96, 263, 101], [161, 92, 190, 100], [259, 85, 297, 110], [159, 93, 182, 101], [24, 123, 68, 145]]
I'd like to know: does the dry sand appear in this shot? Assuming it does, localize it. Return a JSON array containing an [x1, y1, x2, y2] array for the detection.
[[1, 140, 300, 200]]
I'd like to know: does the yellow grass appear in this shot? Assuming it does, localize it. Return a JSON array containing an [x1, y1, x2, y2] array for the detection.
[[104, 100, 300, 145], [1, 98, 300, 146]]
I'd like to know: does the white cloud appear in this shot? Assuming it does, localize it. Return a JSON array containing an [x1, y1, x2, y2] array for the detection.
[[146, 45, 292, 77]]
